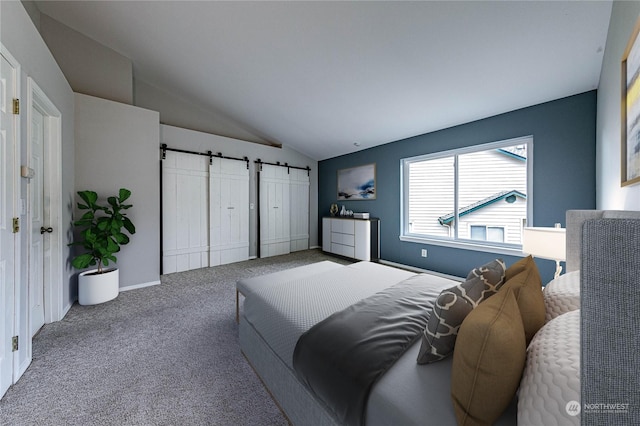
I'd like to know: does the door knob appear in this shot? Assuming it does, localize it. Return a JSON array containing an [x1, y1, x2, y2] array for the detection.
[[40, 227, 53, 234]]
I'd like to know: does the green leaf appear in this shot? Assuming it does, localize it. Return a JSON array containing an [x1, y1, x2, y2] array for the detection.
[[122, 217, 136, 234], [114, 233, 130, 245], [78, 191, 98, 207], [107, 196, 118, 208], [85, 232, 97, 245], [71, 253, 95, 269], [77, 203, 89, 210], [81, 211, 94, 220], [106, 237, 119, 253], [119, 188, 131, 202]]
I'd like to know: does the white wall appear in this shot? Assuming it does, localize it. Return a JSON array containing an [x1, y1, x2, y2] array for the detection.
[[39, 13, 133, 105], [597, 1, 640, 210], [75, 93, 160, 289], [135, 79, 273, 146], [160, 124, 319, 258]]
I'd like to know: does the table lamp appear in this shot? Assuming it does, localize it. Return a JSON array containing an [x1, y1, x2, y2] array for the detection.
[[522, 226, 566, 279]]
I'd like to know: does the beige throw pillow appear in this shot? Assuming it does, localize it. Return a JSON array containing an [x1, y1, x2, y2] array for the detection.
[[500, 256, 546, 344], [451, 288, 526, 426]]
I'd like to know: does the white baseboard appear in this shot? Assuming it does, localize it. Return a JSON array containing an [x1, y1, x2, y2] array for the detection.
[[62, 301, 73, 318], [249, 256, 257, 260], [120, 280, 161, 292], [378, 259, 464, 282], [310, 245, 321, 249]]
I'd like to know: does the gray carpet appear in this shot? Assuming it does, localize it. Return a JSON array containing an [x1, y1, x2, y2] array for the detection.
[[0, 249, 351, 425]]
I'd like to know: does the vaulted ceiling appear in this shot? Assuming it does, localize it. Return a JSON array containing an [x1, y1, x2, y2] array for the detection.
[[35, 1, 612, 160]]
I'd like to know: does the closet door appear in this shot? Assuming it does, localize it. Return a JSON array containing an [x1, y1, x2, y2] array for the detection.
[[162, 152, 209, 273], [209, 158, 249, 265], [289, 168, 309, 252], [259, 164, 290, 258]]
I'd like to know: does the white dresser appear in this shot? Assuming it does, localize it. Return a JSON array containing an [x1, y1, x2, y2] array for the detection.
[[322, 217, 379, 261]]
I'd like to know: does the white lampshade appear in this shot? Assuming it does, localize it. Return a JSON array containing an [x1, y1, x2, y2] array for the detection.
[[522, 227, 566, 261]]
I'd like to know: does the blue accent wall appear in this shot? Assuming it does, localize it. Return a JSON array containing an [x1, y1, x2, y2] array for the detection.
[[318, 91, 597, 283]]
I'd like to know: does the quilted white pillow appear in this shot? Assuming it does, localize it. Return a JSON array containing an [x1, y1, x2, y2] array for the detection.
[[543, 271, 580, 322], [518, 310, 580, 426]]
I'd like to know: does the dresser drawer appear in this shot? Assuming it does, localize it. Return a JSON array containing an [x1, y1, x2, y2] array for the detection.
[[331, 219, 355, 235], [331, 232, 355, 247], [331, 243, 355, 258]]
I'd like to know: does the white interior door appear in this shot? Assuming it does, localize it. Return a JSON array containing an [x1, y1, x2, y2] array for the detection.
[[29, 105, 45, 337], [27, 76, 63, 331], [289, 168, 309, 252], [259, 164, 290, 258], [162, 151, 209, 273], [1, 49, 18, 399], [209, 157, 249, 266]]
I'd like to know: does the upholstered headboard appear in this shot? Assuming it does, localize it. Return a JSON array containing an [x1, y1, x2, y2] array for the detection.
[[565, 210, 640, 272], [570, 210, 640, 425]]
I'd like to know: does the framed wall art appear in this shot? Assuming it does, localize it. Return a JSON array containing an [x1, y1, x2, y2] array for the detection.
[[337, 163, 376, 200], [621, 15, 640, 187]]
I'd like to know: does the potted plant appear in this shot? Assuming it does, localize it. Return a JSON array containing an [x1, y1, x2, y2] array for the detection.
[[70, 188, 136, 305]]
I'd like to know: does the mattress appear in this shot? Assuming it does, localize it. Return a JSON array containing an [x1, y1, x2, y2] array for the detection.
[[243, 261, 417, 368], [237, 260, 344, 299]]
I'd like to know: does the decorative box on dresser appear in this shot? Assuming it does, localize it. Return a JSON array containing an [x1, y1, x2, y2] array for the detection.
[[322, 217, 380, 261]]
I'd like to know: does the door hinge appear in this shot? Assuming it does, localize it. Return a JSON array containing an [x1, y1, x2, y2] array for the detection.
[[12, 217, 20, 233], [13, 98, 20, 115], [12, 336, 18, 352]]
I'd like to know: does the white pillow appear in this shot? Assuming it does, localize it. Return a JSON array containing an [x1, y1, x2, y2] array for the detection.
[[518, 310, 580, 426], [543, 271, 580, 322]]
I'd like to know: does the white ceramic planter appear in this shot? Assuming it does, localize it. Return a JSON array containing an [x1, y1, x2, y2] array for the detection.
[[78, 268, 119, 305]]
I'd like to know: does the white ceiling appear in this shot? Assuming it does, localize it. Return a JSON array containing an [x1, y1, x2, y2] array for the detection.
[[35, 1, 612, 161]]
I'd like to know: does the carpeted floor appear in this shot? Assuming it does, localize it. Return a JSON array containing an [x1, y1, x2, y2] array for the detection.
[[0, 249, 350, 425]]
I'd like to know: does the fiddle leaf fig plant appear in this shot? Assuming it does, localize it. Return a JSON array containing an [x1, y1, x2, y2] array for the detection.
[[70, 188, 136, 274]]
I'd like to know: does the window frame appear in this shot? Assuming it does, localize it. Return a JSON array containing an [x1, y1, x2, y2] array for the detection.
[[399, 136, 533, 256]]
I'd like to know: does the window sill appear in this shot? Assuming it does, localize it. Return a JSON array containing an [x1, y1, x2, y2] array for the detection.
[[399, 235, 524, 257]]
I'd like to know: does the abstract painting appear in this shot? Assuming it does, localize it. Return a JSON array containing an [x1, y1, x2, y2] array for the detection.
[[337, 163, 376, 200], [622, 16, 640, 187]]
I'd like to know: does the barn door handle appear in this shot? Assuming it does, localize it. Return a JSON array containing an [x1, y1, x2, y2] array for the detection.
[[40, 227, 53, 234], [227, 207, 235, 209]]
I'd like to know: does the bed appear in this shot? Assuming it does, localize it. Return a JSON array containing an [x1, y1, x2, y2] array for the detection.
[[238, 210, 640, 425]]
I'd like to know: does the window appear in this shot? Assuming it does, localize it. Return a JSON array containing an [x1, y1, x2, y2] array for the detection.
[[470, 225, 505, 243], [400, 136, 532, 254]]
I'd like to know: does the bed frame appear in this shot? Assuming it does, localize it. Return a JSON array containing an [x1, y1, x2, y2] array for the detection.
[[568, 210, 640, 425]]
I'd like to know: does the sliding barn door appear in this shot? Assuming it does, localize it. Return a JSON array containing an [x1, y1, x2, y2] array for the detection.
[[289, 168, 309, 252], [162, 152, 209, 273], [259, 164, 290, 258], [209, 157, 249, 265]]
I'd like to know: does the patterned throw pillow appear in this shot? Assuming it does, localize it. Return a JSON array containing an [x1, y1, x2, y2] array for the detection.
[[417, 259, 506, 364]]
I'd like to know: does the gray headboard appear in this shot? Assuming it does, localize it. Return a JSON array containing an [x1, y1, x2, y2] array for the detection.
[[572, 210, 640, 425], [565, 210, 640, 272]]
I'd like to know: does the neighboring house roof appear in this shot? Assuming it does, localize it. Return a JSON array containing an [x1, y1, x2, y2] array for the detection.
[[496, 148, 527, 161], [438, 190, 527, 225]]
